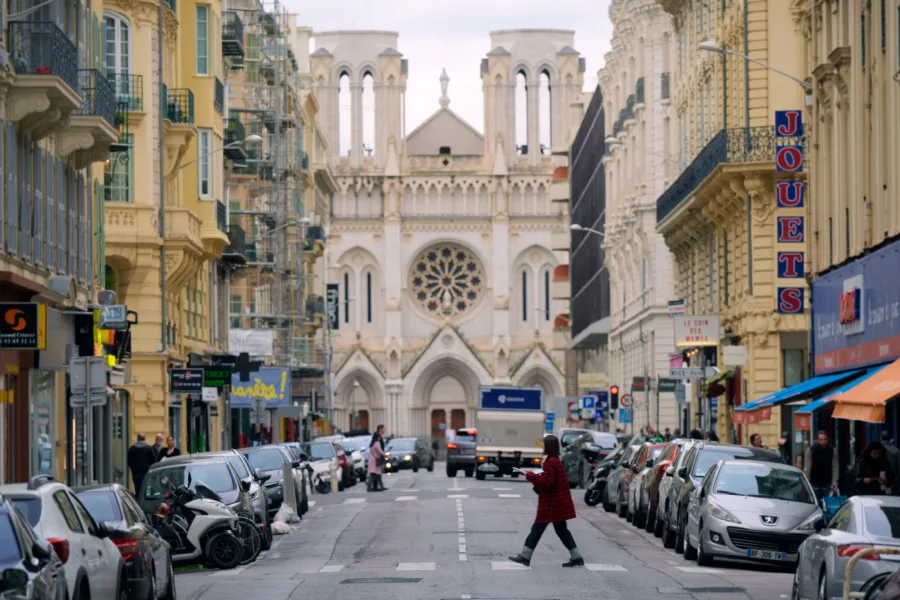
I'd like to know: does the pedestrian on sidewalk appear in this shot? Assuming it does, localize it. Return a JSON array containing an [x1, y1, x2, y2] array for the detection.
[[856, 441, 894, 495], [804, 430, 839, 502], [749, 433, 765, 448], [508, 434, 584, 568], [880, 431, 900, 494], [127, 433, 158, 494], [367, 432, 387, 492], [158, 435, 181, 461]]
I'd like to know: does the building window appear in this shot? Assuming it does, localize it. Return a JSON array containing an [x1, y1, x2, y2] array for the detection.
[[196, 5, 209, 75], [105, 134, 133, 203], [641, 258, 647, 309], [103, 12, 130, 90], [343, 272, 350, 323], [366, 271, 373, 323], [198, 129, 210, 197], [230, 293, 241, 328], [543, 270, 550, 320], [521, 271, 528, 321]]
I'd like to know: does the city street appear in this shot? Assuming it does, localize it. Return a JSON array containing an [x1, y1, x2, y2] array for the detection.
[[174, 465, 793, 600]]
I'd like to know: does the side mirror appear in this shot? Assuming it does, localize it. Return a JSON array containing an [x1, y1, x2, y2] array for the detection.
[[240, 479, 252, 492], [646, 458, 655, 468], [257, 471, 272, 483], [31, 539, 53, 561], [632, 465, 641, 474], [678, 467, 688, 479], [0, 568, 29, 589], [299, 453, 308, 461], [665, 466, 675, 477], [814, 518, 826, 532], [291, 460, 301, 469]]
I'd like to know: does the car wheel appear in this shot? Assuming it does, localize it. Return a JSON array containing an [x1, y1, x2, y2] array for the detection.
[[145, 564, 157, 600], [817, 569, 828, 600], [662, 506, 676, 548], [602, 487, 615, 513], [427, 460, 434, 472], [447, 467, 458, 477], [464, 468, 473, 478], [161, 557, 177, 600], [616, 491, 627, 518], [475, 470, 486, 480], [634, 505, 645, 529], [683, 514, 698, 560], [653, 505, 665, 537], [696, 523, 713, 566], [675, 509, 686, 554], [645, 503, 656, 533], [338, 480, 345, 492], [412, 460, 419, 473], [790, 569, 800, 600]]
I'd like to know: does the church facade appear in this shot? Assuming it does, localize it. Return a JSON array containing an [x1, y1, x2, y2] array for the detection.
[[310, 29, 584, 439]]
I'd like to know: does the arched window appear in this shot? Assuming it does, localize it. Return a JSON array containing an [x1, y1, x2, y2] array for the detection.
[[362, 72, 375, 157], [104, 12, 130, 95], [543, 269, 550, 321], [365, 271, 373, 323], [343, 271, 351, 323], [521, 270, 528, 321], [338, 72, 351, 156], [515, 71, 528, 154], [539, 70, 551, 154]]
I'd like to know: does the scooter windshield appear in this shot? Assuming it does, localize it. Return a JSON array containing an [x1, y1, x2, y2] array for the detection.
[[193, 481, 223, 502]]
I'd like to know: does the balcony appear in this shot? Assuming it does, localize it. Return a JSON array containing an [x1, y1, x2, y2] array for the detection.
[[214, 77, 224, 114], [7, 21, 82, 136], [551, 228, 570, 252], [222, 11, 245, 58], [57, 69, 119, 168], [551, 264, 569, 300], [246, 243, 276, 270], [216, 200, 228, 232], [109, 73, 143, 112], [232, 147, 260, 178], [162, 86, 194, 124], [222, 225, 248, 267], [164, 206, 205, 292], [224, 117, 247, 161], [656, 126, 806, 224], [550, 166, 569, 203], [161, 84, 197, 178]]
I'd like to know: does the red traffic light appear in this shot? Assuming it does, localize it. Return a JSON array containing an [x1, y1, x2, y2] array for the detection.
[[610, 385, 619, 395]]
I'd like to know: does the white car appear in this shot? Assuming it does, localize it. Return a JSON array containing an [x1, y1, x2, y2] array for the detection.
[[0, 475, 126, 600], [299, 441, 344, 491], [336, 438, 367, 481]]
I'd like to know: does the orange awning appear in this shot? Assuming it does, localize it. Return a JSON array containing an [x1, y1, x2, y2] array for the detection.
[[831, 358, 900, 423]]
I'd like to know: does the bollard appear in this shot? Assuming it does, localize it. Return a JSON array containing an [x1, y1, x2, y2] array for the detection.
[[283, 463, 298, 513], [329, 462, 339, 493]]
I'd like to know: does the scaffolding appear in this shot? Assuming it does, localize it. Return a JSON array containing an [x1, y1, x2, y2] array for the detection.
[[221, 0, 325, 372]]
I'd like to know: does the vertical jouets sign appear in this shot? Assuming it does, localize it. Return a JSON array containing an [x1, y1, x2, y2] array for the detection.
[[774, 110, 806, 314]]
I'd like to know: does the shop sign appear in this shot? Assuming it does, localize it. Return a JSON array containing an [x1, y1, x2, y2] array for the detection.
[[657, 378, 678, 393], [0, 303, 47, 350], [668, 299, 685, 317], [169, 368, 204, 393], [203, 367, 232, 391], [326, 284, 340, 330], [774, 110, 806, 315], [813, 239, 900, 373], [674, 316, 719, 347], [230, 367, 291, 408], [794, 413, 811, 431]]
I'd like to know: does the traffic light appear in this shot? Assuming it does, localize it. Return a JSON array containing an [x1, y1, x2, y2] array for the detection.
[[610, 385, 619, 410]]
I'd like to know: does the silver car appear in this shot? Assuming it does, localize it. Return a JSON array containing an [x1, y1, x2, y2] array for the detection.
[[603, 444, 641, 512], [792, 496, 900, 600], [684, 460, 821, 567]]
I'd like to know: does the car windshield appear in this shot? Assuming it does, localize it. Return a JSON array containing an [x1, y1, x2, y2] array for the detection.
[[76, 491, 123, 523], [455, 431, 477, 442], [0, 514, 21, 565], [713, 464, 813, 503], [864, 505, 900, 538], [340, 440, 358, 453], [225, 456, 250, 479], [693, 449, 781, 478], [9, 498, 41, 527], [143, 463, 236, 499], [386, 440, 415, 452], [591, 433, 619, 449], [243, 449, 286, 471], [648, 446, 665, 460], [301, 443, 335, 461]]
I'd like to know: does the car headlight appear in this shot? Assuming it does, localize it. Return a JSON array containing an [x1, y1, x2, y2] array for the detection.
[[796, 512, 822, 531], [403, 455, 412, 461], [707, 503, 740, 523]]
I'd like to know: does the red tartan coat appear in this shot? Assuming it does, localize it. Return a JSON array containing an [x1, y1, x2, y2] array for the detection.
[[525, 456, 576, 523]]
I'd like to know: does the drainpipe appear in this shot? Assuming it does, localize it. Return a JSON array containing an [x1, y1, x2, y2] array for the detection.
[[158, 6, 167, 348]]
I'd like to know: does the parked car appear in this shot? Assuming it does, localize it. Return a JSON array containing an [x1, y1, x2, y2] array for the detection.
[[562, 431, 619, 489], [384, 437, 435, 473], [0, 492, 67, 599], [683, 460, 821, 566], [74, 484, 176, 599], [241, 446, 306, 518], [628, 443, 667, 527], [336, 438, 367, 482], [298, 441, 342, 491], [603, 444, 641, 513], [558, 428, 595, 452], [657, 439, 698, 541], [137, 457, 253, 519], [793, 496, 900, 600], [446, 429, 478, 478], [645, 439, 690, 536], [617, 442, 655, 519], [662, 442, 785, 554], [0, 476, 126, 600]]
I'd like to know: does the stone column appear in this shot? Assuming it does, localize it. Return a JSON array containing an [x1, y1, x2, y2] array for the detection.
[[351, 83, 363, 168], [491, 180, 510, 345], [526, 80, 539, 165], [383, 184, 402, 346]]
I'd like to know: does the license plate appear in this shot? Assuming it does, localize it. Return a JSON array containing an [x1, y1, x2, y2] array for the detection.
[[746, 549, 786, 561]]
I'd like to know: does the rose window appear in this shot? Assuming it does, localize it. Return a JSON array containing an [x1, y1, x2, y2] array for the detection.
[[408, 244, 485, 317]]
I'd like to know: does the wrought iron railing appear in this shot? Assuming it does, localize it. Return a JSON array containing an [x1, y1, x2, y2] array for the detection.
[[162, 86, 194, 124], [75, 69, 115, 126], [223, 226, 247, 260], [234, 147, 259, 175], [661, 72, 671, 100], [305, 295, 325, 316], [635, 77, 645, 104], [225, 117, 245, 146], [656, 126, 807, 223], [8, 21, 78, 92], [214, 77, 224, 113], [216, 200, 227, 232], [108, 73, 143, 111], [222, 11, 244, 57]]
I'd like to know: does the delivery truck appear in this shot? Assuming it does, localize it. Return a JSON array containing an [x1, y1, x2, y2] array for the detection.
[[474, 386, 545, 480]]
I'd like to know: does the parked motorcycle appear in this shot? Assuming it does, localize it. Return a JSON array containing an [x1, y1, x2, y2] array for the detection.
[[583, 444, 624, 507], [153, 476, 245, 570]]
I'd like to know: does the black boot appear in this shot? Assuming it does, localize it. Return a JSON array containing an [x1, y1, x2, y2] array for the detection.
[[508, 554, 531, 567], [562, 557, 584, 567]]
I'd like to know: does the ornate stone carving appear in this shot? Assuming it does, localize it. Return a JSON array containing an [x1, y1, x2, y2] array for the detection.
[[745, 175, 775, 226]]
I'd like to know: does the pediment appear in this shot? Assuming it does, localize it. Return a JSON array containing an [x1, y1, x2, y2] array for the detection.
[[402, 324, 493, 379], [334, 346, 386, 379], [405, 108, 484, 156], [510, 343, 563, 378]]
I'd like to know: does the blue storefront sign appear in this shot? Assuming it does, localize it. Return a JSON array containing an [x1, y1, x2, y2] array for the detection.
[[230, 367, 292, 408], [813, 238, 900, 375], [478, 386, 543, 411]]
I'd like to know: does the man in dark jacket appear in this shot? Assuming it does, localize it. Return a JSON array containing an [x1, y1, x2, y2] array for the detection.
[[880, 431, 900, 494], [804, 430, 839, 501], [128, 433, 158, 493]]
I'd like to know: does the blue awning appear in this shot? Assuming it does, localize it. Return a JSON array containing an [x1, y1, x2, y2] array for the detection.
[[796, 365, 889, 414], [735, 370, 862, 412]]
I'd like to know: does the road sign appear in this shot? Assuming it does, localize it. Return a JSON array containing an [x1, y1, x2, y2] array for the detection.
[[618, 408, 632, 424], [669, 367, 714, 378], [568, 402, 580, 420], [593, 392, 609, 418], [658, 378, 678, 393], [98, 305, 129, 330], [201, 387, 218, 402], [674, 384, 686, 403], [546, 411, 556, 422], [580, 395, 596, 409], [69, 356, 108, 407], [580, 408, 594, 420], [619, 393, 632, 408]]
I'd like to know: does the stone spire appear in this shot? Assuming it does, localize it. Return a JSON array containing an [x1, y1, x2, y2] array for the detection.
[[439, 68, 450, 109]]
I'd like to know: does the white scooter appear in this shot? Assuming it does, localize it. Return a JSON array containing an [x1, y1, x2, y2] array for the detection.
[[154, 477, 243, 569]]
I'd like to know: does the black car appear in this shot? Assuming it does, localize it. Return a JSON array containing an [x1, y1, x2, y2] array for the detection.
[[662, 442, 784, 554], [384, 437, 435, 473], [74, 484, 175, 600], [137, 457, 253, 518], [241, 446, 306, 519], [446, 429, 477, 478], [0, 493, 66, 599]]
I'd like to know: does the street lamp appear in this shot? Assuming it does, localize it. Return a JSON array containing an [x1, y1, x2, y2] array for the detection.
[[263, 217, 311, 235], [177, 134, 263, 172], [698, 41, 812, 91], [569, 223, 605, 238]]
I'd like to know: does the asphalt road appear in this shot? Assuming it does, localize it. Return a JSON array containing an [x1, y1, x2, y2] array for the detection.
[[174, 463, 794, 600]]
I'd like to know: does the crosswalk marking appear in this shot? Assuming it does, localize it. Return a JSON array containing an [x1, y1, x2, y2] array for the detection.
[[675, 566, 724, 574], [448, 494, 469, 498], [491, 560, 530, 570], [586, 564, 628, 572], [319, 565, 345, 573], [343, 498, 366, 504], [396, 562, 436, 571], [458, 544, 466, 552], [493, 487, 512, 491], [459, 553, 467, 562], [498, 494, 521, 498], [395, 496, 417, 501], [307, 501, 316, 508]]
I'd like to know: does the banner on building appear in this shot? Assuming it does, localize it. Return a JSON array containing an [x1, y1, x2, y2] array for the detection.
[[228, 329, 274, 356], [230, 367, 291, 408], [673, 316, 719, 347], [326, 284, 340, 330], [774, 110, 806, 315]]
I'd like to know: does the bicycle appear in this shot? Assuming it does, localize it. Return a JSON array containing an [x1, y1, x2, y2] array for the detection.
[[234, 509, 262, 565]]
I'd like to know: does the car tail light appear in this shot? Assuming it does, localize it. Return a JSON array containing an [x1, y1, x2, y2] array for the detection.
[[656, 461, 671, 477], [47, 538, 70, 564], [476, 456, 486, 463], [837, 545, 880, 560], [339, 456, 347, 468], [447, 443, 458, 449], [113, 536, 139, 561], [532, 458, 542, 465]]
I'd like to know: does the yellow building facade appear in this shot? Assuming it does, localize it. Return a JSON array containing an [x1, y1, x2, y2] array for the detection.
[[656, 0, 809, 443]]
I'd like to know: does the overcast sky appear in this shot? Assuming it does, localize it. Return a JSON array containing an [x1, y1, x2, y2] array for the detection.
[[284, 0, 613, 136]]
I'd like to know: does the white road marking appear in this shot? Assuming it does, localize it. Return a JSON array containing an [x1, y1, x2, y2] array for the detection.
[[395, 496, 418, 501], [498, 494, 521, 498], [448, 494, 468, 498], [319, 565, 345, 573], [675, 566, 725, 574], [458, 536, 466, 544], [396, 562, 436, 571], [307, 501, 316, 508], [343, 498, 366, 504], [462, 595, 471, 599], [458, 544, 466, 553], [493, 487, 512, 491], [459, 553, 468, 562], [586, 564, 628, 572], [492, 561, 531, 570], [267, 553, 281, 560], [448, 487, 466, 491]]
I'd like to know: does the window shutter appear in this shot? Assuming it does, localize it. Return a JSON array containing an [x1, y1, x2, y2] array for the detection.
[[33, 146, 43, 267], [93, 13, 101, 71], [19, 135, 31, 262], [67, 168, 76, 276], [95, 181, 104, 285], [56, 159, 65, 271], [46, 151, 55, 271], [6, 123, 16, 255], [77, 173, 86, 282], [0, 120, 4, 252]]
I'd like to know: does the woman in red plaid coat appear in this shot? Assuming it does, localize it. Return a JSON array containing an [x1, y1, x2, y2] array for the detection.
[[509, 434, 584, 567]]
